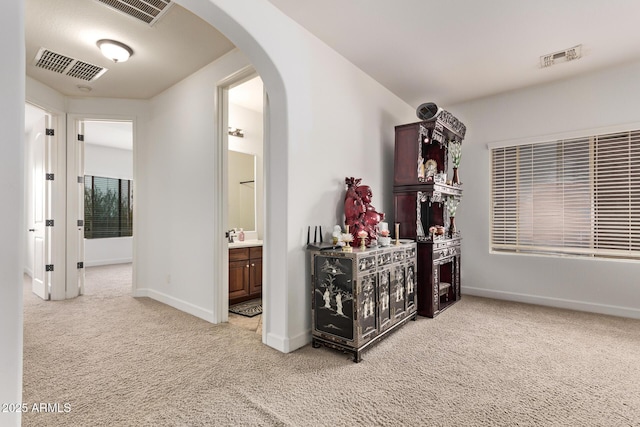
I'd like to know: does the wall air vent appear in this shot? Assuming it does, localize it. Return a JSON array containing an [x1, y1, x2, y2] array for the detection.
[[33, 48, 107, 82], [540, 44, 582, 68], [95, 0, 173, 26]]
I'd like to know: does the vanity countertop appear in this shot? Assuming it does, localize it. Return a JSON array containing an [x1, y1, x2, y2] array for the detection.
[[229, 240, 263, 249]]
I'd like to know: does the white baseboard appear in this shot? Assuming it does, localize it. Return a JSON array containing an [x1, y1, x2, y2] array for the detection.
[[266, 332, 288, 353], [133, 288, 215, 323], [288, 329, 312, 352], [85, 258, 133, 267], [463, 286, 640, 320], [266, 329, 311, 353], [134, 288, 311, 355]]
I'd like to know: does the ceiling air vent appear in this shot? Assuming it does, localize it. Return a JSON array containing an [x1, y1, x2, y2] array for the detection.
[[33, 48, 107, 82], [95, 0, 173, 26], [540, 45, 582, 68]]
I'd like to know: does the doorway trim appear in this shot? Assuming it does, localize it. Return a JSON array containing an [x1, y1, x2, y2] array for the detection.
[[214, 65, 263, 328], [66, 113, 138, 297]]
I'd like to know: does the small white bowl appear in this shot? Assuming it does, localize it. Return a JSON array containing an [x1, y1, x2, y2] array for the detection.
[[378, 236, 392, 247]]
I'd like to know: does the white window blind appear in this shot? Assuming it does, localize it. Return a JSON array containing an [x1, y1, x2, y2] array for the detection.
[[491, 130, 640, 259]]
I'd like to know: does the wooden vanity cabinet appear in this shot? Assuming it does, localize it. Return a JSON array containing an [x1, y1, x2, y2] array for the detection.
[[229, 246, 262, 305], [249, 247, 262, 296]]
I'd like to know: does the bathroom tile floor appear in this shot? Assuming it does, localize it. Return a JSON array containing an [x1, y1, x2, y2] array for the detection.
[[228, 312, 262, 335]]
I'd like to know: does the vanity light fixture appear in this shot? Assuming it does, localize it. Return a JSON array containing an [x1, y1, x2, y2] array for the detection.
[[97, 39, 133, 63], [228, 127, 245, 137]]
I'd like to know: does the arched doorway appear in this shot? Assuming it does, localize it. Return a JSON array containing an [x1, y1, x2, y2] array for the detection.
[[174, 0, 291, 351]]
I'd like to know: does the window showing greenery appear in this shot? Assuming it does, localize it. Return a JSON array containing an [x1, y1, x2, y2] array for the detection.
[[491, 130, 640, 259], [84, 175, 133, 239]]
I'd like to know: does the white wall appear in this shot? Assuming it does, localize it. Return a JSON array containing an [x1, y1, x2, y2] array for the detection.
[[0, 2, 24, 425], [3, 0, 417, 416], [85, 144, 133, 180], [84, 143, 133, 266], [451, 60, 640, 319], [25, 76, 67, 113], [137, 49, 254, 322], [169, 0, 416, 351]]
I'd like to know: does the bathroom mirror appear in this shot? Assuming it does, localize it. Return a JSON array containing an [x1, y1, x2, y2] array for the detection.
[[228, 150, 256, 231]]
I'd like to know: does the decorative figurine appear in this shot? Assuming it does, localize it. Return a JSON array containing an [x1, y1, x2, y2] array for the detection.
[[344, 177, 384, 246], [332, 225, 344, 246], [378, 222, 391, 247], [341, 231, 354, 252], [425, 159, 437, 180], [358, 230, 368, 250]]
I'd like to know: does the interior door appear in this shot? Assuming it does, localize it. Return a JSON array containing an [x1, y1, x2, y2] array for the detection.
[[31, 115, 51, 299]]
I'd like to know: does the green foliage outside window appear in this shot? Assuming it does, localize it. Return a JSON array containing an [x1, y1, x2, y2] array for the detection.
[[84, 175, 133, 239]]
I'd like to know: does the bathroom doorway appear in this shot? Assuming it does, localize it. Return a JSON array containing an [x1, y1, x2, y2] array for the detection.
[[223, 72, 265, 335]]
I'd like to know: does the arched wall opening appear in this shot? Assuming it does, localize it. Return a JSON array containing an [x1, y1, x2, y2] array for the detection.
[[173, 0, 292, 352]]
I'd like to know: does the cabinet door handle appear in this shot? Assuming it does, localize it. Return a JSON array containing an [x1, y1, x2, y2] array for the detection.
[[251, 263, 255, 267], [246, 264, 250, 268]]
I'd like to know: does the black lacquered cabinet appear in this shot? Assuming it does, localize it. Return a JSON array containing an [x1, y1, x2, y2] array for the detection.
[[309, 242, 417, 362]]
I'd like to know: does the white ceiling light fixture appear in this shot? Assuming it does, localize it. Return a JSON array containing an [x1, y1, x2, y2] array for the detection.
[[97, 39, 133, 63]]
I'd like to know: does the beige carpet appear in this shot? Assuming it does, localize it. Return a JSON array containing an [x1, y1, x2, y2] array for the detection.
[[22, 264, 640, 426]]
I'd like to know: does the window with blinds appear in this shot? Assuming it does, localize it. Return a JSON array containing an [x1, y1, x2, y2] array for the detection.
[[491, 130, 640, 259], [84, 175, 133, 239]]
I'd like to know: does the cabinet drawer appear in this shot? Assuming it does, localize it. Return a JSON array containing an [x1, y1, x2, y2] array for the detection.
[[229, 248, 249, 262], [249, 246, 262, 259]]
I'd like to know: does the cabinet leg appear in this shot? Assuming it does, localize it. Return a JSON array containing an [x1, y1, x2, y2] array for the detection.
[[312, 338, 321, 349], [353, 350, 362, 363]]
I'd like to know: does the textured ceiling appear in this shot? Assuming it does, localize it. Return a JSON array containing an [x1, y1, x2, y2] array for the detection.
[[25, 0, 235, 99], [269, 0, 640, 107], [26, 0, 640, 108]]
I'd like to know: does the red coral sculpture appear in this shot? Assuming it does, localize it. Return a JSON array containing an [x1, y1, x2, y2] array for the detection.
[[344, 177, 384, 246]]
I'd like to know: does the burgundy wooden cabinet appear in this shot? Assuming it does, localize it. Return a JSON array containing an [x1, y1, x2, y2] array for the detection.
[[393, 112, 466, 317]]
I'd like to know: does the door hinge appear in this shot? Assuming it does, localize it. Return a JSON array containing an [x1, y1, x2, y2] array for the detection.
[[78, 176, 84, 184], [46, 128, 54, 136], [46, 220, 54, 227], [78, 134, 84, 141], [77, 262, 84, 269], [45, 264, 54, 272], [77, 220, 84, 227], [46, 173, 55, 181]]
